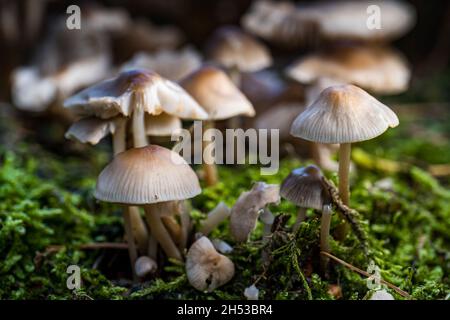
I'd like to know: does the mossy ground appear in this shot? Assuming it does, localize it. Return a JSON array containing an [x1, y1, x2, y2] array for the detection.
[[0, 99, 449, 300]]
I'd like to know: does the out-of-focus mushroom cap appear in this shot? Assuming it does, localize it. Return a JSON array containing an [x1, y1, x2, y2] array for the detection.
[[186, 236, 234, 292], [207, 26, 272, 72], [64, 69, 208, 120], [287, 46, 410, 94], [65, 116, 125, 145], [181, 66, 255, 120], [95, 145, 201, 204], [230, 182, 280, 242], [290, 84, 399, 144], [121, 47, 202, 81], [305, 77, 346, 106], [145, 113, 182, 137], [280, 165, 330, 210]]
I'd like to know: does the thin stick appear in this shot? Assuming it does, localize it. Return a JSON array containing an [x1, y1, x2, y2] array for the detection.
[[320, 251, 412, 299]]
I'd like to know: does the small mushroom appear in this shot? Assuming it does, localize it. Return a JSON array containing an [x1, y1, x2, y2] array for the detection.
[[369, 289, 395, 300], [230, 182, 280, 242], [181, 66, 255, 186], [259, 208, 275, 241], [211, 239, 233, 254], [244, 284, 260, 300], [186, 236, 234, 292], [95, 145, 202, 261], [200, 202, 231, 236], [135, 256, 157, 278]]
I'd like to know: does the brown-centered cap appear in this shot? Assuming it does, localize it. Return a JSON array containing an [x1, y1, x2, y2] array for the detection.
[[180, 66, 255, 120], [286, 46, 410, 94], [64, 69, 208, 120], [206, 26, 272, 72], [121, 46, 202, 81], [280, 165, 330, 210], [290, 84, 399, 144], [186, 236, 234, 292], [230, 182, 280, 242], [65, 116, 125, 145], [94, 144, 201, 205], [145, 113, 182, 137]]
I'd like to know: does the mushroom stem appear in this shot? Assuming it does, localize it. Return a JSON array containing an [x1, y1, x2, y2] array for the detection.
[[148, 235, 158, 260], [179, 202, 191, 251], [338, 143, 351, 205], [203, 120, 218, 186], [320, 204, 332, 273], [200, 202, 231, 235], [144, 202, 183, 261], [162, 216, 182, 244], [112, 119, 127, 155], [293, 207, 307, 232], [128, 206, 149, 255], [123, 206, 139, 280], [132, 107, 148, 148]]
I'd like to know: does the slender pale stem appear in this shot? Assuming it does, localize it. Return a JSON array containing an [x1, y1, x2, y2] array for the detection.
[[161, 216, 181, 244], [320, 205, 332, 273], [123, 206, 138, 281], [338, 143, 351, 205], [128, 206, 149, 255], [148, 235, 158, 260], [200, 202, 230, 235], [112, 119, 127, 156], [179, 202, 190, 252], [203, 120, 218, 186], [132, 106, 147, 148], [293, 207, 307, 232], [144, 203, 182, 261]]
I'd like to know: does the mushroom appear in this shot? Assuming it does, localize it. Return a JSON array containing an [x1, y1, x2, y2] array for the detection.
[[280, 165, 333, 270], [230, 182, 280, 242], [186, 236, 234, 292], [286, 45, 411, 95], [121, 47, 202, 82], [290, 84, 399, 206], [368, 289, 395, 300], [95, 145, 201, 261], [200, 202, 231, 236], [206, 26, 272, 85], [181, 66, 255, 185], [259, 208, 275, 241], [244, 285, 260, 300], [135, 256, 157, 278]]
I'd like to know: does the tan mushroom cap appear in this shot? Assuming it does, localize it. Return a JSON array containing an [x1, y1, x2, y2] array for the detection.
[[207, 26, 272, 72], [280, 165, 330, 210], [291, 84, 399, 144], [287, 46, 410, 94], [65, 116, 125, 145], [64, 69, 208, 120], [145, 113, 182, 137], [95, 145, 201, 205], [186, 236, 235, 292], [181, 66, 255, 120]]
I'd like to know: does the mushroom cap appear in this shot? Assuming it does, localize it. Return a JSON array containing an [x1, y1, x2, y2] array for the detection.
[[280, 165, 330, 210], [64, 69, 208, 120], [207, 26, 272, 72], [290, 84, 399, 144], [186, 236, 235, 292], [181, 66, 255, 120], [305, 77, 346, 106], [230, 182, 280, 242], [145, 113, 182, 137], [121, 47, 202, 81], [287, 46, 411, 94], [134, 256, 157, 278], [65, 116, 125, 145], [94, 145, 201, 205]]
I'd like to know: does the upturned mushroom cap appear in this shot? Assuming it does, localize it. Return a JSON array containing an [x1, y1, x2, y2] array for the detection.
[[181, 66, 255, 120], [94, 145, 201, 205], [186, 236, 234, 292], [145, 113, 182, 137], [207, 26, 272, 72], [230, 182, 280, 242], [65, 116, 125, 145], [64, 69, 208, 120], [121, 47, 202, 81], [290, 84, 399, 144], [280, 165, 330, 210], [287, 46, 411, 94]]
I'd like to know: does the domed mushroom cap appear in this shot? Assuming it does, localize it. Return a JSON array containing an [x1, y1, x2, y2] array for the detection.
[[95, 145, 201, 205], [290, 84, 399, 144], [64, 69, 208, 120], [281, 165, 330, 210], [287, 46, 410, 94], [181, 66, 255, 120], [207, 26, 272, 72], [65, 116, 125, 145], [145, 113, 182, 137], [186, 236, 235, 292]]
